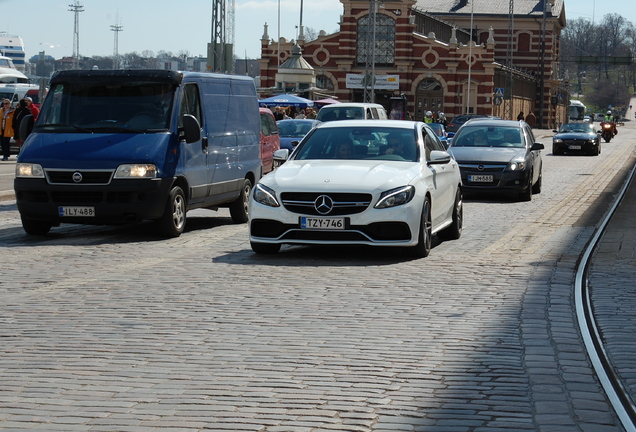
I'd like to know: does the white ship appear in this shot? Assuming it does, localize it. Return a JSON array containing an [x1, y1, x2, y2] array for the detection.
[[0, 55, 28, 83], [0, 34, 26, 71]]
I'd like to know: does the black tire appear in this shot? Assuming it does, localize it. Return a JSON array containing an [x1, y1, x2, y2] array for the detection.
[[519, 172, 533, 202], [21, 216, 51, 235], [552, 146, 561, 156], [532, 168, 542, 194], [408, 197, 432, 258], [229, 178, 252, 223], [589, 145, 600, 156], [250, 241, 281, 254], [438, 189, 463, 241], [157, 185, 186, 238]]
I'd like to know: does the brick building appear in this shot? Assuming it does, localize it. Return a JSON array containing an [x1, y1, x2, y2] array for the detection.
[[259, 0, 569, 128]]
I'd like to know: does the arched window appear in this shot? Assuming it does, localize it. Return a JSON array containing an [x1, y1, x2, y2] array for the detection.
[[316, 75, 334, 91], [356, 14, 395, 66]]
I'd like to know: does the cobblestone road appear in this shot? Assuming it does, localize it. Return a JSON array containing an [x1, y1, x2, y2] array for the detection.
[[0, 122, 635, 431]]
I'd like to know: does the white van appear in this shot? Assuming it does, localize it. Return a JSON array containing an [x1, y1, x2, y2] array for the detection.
[[316, 102, 388, 122], [0, 83, 40, 107]]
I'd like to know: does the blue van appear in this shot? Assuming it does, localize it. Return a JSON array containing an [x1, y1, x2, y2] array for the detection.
[[14, 69, 262, 237]]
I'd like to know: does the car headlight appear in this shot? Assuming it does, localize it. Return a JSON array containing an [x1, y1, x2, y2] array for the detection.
[[253, 183, 280, 207], [15, 163, 45, 178], [114, 164, 157, 178], [375, 185, 415, 209], [507, 160, 526, 171], [553, 138, 563, 144]]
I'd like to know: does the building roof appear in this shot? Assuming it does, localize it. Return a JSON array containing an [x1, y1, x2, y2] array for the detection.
[[414, 0, 564, 18], [279, 44, 314, 71]]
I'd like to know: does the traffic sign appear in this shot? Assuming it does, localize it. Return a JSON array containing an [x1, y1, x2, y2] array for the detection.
[[494, 88, 505, 97]]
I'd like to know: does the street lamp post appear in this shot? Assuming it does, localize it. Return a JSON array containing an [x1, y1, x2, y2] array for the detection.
[[363, 0, 377, 103], [539, 0, 549, 128]]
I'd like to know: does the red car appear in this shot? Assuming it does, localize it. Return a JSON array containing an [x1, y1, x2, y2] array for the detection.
[[259, 107, 281, 174]]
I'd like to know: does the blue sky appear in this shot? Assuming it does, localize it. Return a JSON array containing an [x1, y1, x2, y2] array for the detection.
[[1, 0, 634, 62]]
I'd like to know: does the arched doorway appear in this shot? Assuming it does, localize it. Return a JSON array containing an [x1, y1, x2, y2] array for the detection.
[[415, 79, 444, 121]]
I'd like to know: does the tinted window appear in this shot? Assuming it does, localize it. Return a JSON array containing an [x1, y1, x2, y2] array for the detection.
[[451, 125, 525, 148], [37, 80, 174, 132], [294, 127, 418, 162], [179, 83, 202, 126]]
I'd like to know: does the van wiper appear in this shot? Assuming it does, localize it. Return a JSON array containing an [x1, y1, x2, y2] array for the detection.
[[88, 126, 146, 134], [37, 123, 93, 133]]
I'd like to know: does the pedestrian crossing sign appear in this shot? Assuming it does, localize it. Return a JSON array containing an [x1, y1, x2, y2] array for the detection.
[[494, 88, 504, 97]]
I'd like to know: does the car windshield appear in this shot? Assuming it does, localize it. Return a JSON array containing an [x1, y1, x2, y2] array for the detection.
[[316, 107, 364, 122], [277, 121, 314, 138], [559, 123, 594, 134], [451, 126, 524, 148], [293, 126, 419, 162], [36, 80, 175, 133]]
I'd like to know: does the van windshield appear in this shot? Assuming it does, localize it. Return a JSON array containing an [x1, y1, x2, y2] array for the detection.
[[316, 106, 364, 122], [36, 80, 175, 133]]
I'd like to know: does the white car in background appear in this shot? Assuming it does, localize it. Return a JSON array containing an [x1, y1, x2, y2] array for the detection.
[[249, 120, 463, 257]]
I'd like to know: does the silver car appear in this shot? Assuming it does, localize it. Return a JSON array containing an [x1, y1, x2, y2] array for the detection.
[[448, 119, 544, 201]]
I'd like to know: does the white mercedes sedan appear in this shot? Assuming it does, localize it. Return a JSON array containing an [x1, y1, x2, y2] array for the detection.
[[248, 120, 463, 257]]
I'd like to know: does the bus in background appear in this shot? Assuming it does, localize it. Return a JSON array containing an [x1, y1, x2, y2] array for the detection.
[[569, 100, 586, 123]]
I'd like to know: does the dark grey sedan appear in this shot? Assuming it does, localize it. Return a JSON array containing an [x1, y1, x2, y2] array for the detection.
[[448, 119, 544, 201], [552, 122, 601, 156]]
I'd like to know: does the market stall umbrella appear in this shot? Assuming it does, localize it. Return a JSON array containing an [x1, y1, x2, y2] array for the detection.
[[258, 94, 314, 108], [314, 98, 341, 106]]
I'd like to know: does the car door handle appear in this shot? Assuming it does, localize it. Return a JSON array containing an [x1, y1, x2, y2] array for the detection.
[[202, 136, 208, 152]]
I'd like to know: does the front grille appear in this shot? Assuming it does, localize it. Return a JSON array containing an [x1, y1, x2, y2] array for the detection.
[[251, 219, 411, 242], [281, 192, 372, 216], [51, 191, 104, 204], [46, 170, 114, 185], [562, 139, 592, 145], [458, 163, 506, 173]]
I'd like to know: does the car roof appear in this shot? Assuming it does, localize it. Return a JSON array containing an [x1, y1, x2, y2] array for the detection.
[[460, 118, 526, 127], [314, 119, 422, 131], [320, 102, 385, 108], [277, 119, 317, 123]]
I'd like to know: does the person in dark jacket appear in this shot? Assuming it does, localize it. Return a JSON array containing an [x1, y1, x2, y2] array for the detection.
[[12, 99, 31, 149]]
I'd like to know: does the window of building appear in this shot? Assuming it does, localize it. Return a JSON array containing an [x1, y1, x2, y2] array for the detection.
[[518, 33, 531, 52], [316, 75, 334, 91], [356, 14, 395, 65]]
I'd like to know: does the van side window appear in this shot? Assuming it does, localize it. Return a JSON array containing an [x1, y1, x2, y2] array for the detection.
[[40, 85, 64, 125], [179, 83, 202, 127], [260, 113, 271, 136]]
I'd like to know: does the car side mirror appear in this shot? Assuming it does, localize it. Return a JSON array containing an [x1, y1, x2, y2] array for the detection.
[[181, 114, 201, 143], [428, 150, 452, 165], [19, 114, 34, 141], [531, 143, 545, 151], [273, 149, 289, 162]]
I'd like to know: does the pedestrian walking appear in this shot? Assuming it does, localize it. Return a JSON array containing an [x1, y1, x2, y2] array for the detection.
[[1, 99, 15, 160]]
